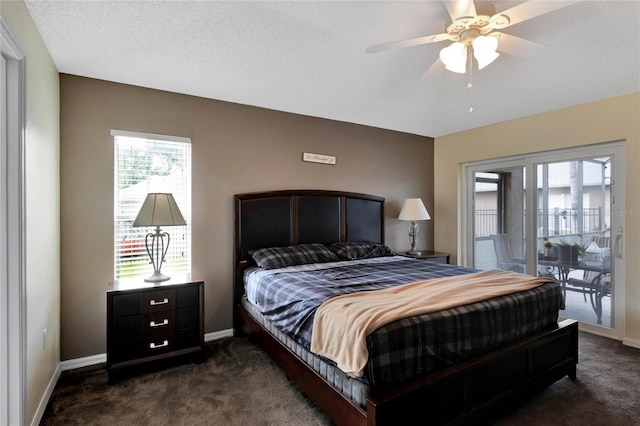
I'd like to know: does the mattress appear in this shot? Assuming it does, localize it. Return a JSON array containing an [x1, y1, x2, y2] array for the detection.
[[244, 256, 563, 386], [241, 297, 371, 409]]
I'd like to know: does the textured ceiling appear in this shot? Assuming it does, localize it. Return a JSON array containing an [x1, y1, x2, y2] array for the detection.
[[24, 0, 640, 138]]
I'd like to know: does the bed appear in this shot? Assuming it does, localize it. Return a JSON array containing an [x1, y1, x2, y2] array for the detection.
[[233, 189, 578, 425]]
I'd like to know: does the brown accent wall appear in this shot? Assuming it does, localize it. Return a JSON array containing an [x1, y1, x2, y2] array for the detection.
[[60, 74, 434, 360]]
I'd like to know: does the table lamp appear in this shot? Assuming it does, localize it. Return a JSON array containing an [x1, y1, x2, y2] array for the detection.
[[398, 198, 431, 255], [133, 193, 186, 282]]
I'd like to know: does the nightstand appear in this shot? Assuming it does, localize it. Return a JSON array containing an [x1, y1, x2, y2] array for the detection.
[[399, 250, 450, 264], [106, 273, 205, 384]]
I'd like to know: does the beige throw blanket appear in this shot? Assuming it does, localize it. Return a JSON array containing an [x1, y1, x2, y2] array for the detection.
[[310, 269, 552, 378]]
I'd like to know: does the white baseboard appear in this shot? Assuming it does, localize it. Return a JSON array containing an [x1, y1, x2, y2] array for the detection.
[[60, 353, 107, 372], [623, 337, 640, 349], [204, 328, 234, 342], [30, 363, 61, 426], [58, 328, 234, 372]]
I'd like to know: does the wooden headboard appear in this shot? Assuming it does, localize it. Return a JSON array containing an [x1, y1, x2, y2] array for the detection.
[[233, 189, 385, 327]]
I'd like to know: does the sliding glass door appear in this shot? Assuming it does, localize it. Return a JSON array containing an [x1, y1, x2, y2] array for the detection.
[[464, 143, 625, 338], [536, 158, 613, 327]]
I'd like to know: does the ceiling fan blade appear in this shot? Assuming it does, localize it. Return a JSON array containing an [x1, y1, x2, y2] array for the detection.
[[493, 32, 546, 59], [494, 0, 580, 29], [365, 33, 453, 53], [443, 0, 477, 22], [421, 59, 445, 80]]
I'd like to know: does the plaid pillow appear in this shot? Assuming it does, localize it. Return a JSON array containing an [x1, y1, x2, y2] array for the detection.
[[328, 241, 393, 260], [250, 243, 340, 269]]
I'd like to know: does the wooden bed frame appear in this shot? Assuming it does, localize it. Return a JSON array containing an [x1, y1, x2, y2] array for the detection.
[[233, 189, 578, 426]]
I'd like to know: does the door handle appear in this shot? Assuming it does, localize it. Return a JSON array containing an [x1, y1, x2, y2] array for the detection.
[[614, 227, 623, 259]]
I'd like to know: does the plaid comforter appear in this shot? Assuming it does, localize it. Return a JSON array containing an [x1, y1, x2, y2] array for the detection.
[[244, 256, 562, 386]]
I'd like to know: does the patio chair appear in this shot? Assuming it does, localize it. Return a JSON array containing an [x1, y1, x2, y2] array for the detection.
[[567, 235, 611, 298], [565, 235, 611, 325], [490, 234, 525, 273]]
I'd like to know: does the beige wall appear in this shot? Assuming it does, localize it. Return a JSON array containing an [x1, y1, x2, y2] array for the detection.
[[60, 74, 434, 360], [1, 1, 61, 424], [434, 92, 640, 344]]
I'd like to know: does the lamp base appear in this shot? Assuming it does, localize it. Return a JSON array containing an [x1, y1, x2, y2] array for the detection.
[[144, 272, 171, 282], [143, 228, 171, 282], [405, 249, 422, 256]]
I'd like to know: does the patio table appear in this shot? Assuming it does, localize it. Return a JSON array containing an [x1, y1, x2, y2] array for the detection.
[[538, 258, 610, 325]]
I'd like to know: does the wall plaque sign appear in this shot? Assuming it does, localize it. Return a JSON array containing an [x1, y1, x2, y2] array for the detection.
[[302, 152, 336, 165]]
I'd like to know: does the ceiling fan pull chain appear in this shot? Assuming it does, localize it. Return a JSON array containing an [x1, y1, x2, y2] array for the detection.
[[468, 47, 474, 113]]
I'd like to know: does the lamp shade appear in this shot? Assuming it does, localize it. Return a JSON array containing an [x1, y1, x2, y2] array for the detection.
[[472, 35, 500, 70], [398, 198, 431, 221], [133, 193, 186, 227], [439, 42, 467, 74]]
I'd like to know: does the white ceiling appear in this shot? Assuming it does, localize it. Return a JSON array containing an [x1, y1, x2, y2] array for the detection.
[[24, 0, 640, 138]]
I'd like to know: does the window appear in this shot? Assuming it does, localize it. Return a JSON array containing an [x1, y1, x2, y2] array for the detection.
[[113, 130, 191, 279]]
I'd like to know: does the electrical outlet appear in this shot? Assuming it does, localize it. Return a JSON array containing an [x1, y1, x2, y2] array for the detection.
[[42, 328, 47, 350]]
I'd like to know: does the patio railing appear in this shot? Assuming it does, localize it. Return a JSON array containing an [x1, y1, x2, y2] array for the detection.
[[475, 207, 603, 237]]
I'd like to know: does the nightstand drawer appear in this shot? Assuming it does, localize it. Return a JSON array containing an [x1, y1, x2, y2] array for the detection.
[[176, 306, 199, 329], [177, 286, 199, 308], [141, 289, 176, 313], [142, 335, 176, 356], [143, 311, 176, 357], [177, 327, 200, 349], [110, 338, 142, 363], [111, 336, 177, 361], [113, 293, 140, 317], [143, 310, 175, 332], [113, 315, 141, 341]]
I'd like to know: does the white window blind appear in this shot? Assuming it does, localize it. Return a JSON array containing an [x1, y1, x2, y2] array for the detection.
[[113, 130, 191, 280]]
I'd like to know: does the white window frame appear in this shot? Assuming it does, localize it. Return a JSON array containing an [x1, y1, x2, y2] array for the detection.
[[112, 130, 192, 280]]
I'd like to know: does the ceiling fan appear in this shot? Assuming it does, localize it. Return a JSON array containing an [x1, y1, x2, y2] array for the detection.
[[366, 0, 580, 79]]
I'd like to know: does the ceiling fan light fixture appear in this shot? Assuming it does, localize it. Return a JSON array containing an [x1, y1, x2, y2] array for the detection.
[[440, 42, 467, 73], [475, 49, 500, 70], [472, 35, 500, 70], [365, 0, 582, 80]]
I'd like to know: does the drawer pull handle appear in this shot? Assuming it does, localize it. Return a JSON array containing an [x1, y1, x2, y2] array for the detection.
[[150, 319, 169, 327], [149, 340, 169, 349], [150, 298, 169, 306]]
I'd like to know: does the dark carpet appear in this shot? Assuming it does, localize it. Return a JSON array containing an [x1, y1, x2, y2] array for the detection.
[[41, 332, 640, 426]]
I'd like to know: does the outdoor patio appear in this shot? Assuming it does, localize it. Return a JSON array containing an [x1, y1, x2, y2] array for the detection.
[[560, 278, 612, 327], [475, 237, 612, 328]]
